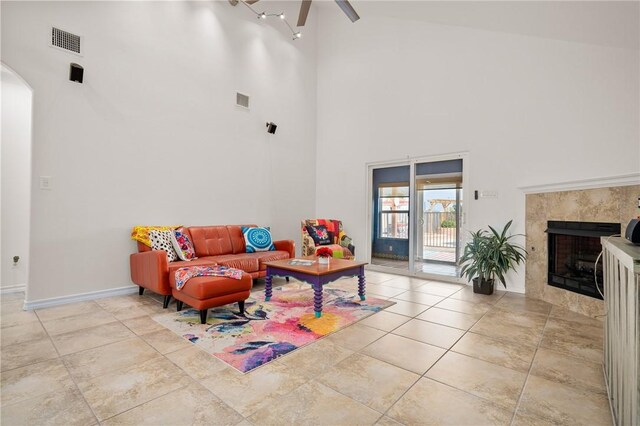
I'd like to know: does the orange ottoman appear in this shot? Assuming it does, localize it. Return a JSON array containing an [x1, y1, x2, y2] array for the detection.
[[170, 273, 253, 324]]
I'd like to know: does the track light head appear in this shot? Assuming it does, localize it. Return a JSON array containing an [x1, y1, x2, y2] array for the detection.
[[293, 32, 302, 39], [259, 12, 266, 19], [266, 122, 277, 134]]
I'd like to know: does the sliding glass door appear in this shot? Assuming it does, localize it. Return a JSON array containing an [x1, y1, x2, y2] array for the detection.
[[370, 165, 411, 272], [414, 160, 463, 277], [369, 156, 465, 279]]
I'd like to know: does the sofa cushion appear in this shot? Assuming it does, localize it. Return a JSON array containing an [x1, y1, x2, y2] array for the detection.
[[208, 255, 260, 273], [242, 226, 275, 252], [227, 225, 254, 254], [175, 273, 252, 300], [244, 251, 291, 270], [149, 230, 180, 262], [188, 226, 233, 257]]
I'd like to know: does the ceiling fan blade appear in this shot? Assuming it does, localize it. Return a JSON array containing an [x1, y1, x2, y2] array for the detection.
[[244, 0, 260, 4], [297, 0, 312, 27], [335, 0, 360, 23]]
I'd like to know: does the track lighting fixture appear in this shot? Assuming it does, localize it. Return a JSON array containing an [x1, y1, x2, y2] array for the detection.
[[266, 122, 277, 134], [230, 0, 304, 41], [229, 0, 361, 29]]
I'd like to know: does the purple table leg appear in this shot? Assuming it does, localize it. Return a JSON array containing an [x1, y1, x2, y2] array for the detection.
[[265, 274, 273, 302], [313, 282, 323, 318], [358, 268, 366, 301]]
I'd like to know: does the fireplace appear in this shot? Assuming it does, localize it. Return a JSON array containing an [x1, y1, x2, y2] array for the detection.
[[547, 221, 621, 300]]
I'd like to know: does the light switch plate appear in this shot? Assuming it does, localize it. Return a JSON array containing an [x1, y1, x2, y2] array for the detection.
[[480, 190, 498, 198], [39, 176, 52, 190]]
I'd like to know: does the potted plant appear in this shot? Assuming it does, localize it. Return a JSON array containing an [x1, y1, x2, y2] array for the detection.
[[316, 247, 333, 265], [459, 220, 527, 295]]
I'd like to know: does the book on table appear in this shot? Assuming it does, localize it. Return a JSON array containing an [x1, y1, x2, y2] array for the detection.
[[288, 259, 315, 266]]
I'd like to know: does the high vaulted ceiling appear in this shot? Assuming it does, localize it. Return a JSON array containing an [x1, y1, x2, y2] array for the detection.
[[315, 0, 639, 50]]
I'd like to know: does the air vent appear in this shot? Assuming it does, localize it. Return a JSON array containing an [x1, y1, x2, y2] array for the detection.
[[51, 27, 81, 55], [236, 92, 250, 109]]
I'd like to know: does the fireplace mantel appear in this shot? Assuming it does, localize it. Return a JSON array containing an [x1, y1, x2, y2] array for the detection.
[[519, 173, 640, 195], [524, 184, 639, 318]]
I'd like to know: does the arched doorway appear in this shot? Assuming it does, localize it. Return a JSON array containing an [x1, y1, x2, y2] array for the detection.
[[1, 64, 33, 304]]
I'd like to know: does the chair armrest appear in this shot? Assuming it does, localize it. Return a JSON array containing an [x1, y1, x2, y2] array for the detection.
[[301, 233, 316, 257], [130, 250, 171, 295], [340, 233, 355, 258], [274, 240, 295, 259]]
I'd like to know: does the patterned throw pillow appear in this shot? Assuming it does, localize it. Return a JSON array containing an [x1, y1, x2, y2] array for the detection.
[[306, 225, 331, 246], [340, 235, 353, 248], [131, 225, 181, 247], [242, 226, 275, 253], [171, 228, 196, 261], [149, 229, 179, 262]]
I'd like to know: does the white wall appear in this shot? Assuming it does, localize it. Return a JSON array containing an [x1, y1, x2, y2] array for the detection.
[[1, 66, 32, 290], [316, 9, 640, 292], [1, 1, 318, 301]]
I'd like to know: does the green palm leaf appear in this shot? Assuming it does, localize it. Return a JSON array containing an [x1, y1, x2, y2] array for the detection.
[[459, 221, 527, 289]]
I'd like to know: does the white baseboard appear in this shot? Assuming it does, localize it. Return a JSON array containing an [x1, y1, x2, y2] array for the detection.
[[1, 284, 26, 294], [365, 265, 467, 285], [23, 285, 139, 311]]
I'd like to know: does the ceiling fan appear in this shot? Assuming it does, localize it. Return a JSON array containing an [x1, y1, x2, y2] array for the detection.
[[228, 0, 360, 26]]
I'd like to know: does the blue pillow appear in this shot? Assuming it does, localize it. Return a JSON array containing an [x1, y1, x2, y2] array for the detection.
[[242, 226, 275, 253]]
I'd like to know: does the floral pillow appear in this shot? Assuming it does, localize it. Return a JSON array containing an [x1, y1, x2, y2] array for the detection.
[[171, 228, 196, 261], [149, 229, 179, 262], [306, 225, 331, 246]]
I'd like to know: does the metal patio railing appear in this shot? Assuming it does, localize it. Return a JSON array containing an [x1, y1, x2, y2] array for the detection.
[[422, 212, 457, 248]]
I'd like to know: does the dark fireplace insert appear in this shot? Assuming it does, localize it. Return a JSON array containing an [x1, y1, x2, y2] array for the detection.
[[546, 221, 620, 300]]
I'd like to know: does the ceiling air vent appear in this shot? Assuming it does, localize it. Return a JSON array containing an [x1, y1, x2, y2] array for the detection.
[[51, 27, 82, 55], [236, 92, 250, 109]]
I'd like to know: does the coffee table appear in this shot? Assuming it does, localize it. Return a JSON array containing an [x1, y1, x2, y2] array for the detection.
[[263, 257, 368, 318]]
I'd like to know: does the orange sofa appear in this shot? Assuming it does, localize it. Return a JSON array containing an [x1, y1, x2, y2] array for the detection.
[[130, 225, 295, 308]]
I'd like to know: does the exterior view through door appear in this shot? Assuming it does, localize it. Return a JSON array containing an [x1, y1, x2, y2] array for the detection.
[[370, 159, 463, 278]]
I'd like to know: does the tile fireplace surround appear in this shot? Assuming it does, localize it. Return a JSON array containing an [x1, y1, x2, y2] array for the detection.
[[525, 184, 640, 318]]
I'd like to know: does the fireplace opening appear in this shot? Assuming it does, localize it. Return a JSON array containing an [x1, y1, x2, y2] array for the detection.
[[547, 221, 620, 300]]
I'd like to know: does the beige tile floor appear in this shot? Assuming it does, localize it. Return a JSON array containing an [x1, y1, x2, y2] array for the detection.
[[0, 272, 612, 425]]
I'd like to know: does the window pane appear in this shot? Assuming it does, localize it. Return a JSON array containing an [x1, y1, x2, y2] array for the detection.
[[380, 212, 409, 239], [381, 196, 409, 211], [379, 186, 409, 197]]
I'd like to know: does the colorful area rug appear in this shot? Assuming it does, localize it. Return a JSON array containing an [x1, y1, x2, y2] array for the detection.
[[152, 282, 394, 373]]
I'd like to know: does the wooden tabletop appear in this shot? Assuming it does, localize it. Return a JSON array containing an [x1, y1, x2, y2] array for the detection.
[[263, 256, 368, 276]]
